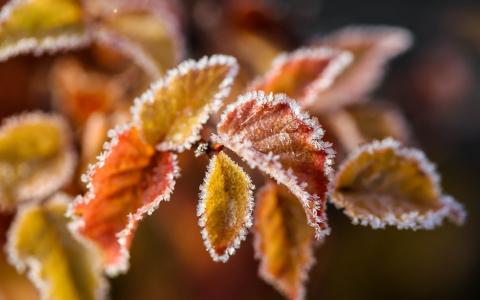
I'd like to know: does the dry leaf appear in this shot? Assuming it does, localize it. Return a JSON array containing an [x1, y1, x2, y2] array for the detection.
[[198, 151, 254, 262], [215, 91, 335, 238], [132, 55, 238, 151], [6, 193, 107, 300], [332, 138, 466, 229], [254, 182, 316, 300]]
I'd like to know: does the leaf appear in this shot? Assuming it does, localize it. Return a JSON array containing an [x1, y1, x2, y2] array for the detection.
[[132, 55, 239, 152], [50, 58, 123, 126], [0, 0, 89, 61], [324, 102, 411, 153], [88, 0, 185, 78], [197, 151, 254, 262], [215, 91, 335, 238], [249, 47, 352, 107], [6, 193, 107, 300], [254, 182, 316, 300], [346, 102, 411, 143], [310, 26, 413, 111], [0, 112, 76, 210], [69, 125, 180, 275], [332, 138, 466, 229]]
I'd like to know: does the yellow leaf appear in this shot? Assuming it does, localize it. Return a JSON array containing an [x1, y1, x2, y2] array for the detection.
[[254, 182, 315, 300], [132, 55, 238, 151], [332, 138, 466, 229], [198, 151, 254, 262], [88, 0, 185, 78], [311, 26, 413, 112], [0, 112, 76, 210], [6, 194, 107, 300], [0, 0, 88, 61], [215, 91, 334, 238]]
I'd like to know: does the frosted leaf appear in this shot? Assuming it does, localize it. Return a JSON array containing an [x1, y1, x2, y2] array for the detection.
[[332, 138, 466, 229], [310, 25, 413, 111], [215, 91, 335, 239], [6, 193, 108, 300], [87, 0, 185, 78], [132, 55, 238, 152], [249, 47, 352, 107], [68, 125, 180, 276], [198, 151, 254, 262], [0, 0, 89, 62], [254, 182, 316, 300], [0, 112, 76, 210]]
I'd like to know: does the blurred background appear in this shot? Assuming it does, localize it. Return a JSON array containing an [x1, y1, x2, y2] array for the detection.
[[0, 0, 479, 299]]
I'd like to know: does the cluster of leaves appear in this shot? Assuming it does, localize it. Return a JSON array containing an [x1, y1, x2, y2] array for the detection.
[[0, 1, 467, 300]]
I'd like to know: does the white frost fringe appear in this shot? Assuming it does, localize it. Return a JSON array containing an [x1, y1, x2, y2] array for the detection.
[[332, 138, 466, 230], [67, 123, 180, 276], [131, 54, 239, 152], [6, 193, 109, 300], [197, 153, 255, 263], [214, 91, 336, 239]]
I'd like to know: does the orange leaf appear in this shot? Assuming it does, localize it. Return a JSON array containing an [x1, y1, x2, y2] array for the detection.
[[50, 58, 122, 126], [69, 125, 179, 275], [254, 182, 316, 300], [311, 26, 413, 111], [215, 91, 335, 238], [249, 47, 352, 107], [332, 138, 466, 229]]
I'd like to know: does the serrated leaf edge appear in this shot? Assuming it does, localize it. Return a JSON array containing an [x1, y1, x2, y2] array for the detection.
[[332, 138, 466, 229], [197, 152, 255, 263], [214, 91, 335, 239], [131, 54, 239, 152]]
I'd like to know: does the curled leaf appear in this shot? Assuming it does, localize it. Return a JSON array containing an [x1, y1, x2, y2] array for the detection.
[[88, 0, 185, 78], [69, 125, 179, 275], [215, 91, 335, 238], [332, 138, 466, 229], [0, 0, 89, 61], [311, 26, 413, 111], [254, 182, 315, 300], [50, 58, 122, 126], [132, 55, 239, 152], [6, 194, 107, 300], [249, 47, 352, 107], [197, 151, 254, 262], [0, 112, 76, 210]]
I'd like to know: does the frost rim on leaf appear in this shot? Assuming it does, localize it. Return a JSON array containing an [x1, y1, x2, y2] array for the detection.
[[6, 193, 109, 300], [253, 183, 315, 300], [67, 123, 180, 276], [197, 152, 255, 263], [0, 111, 77, 210], [249, 46, 353, 107], [332, 138, 466, 230], [131, 54, 239, 152], [214, 91, 336, 239], [0, 0, 90, 62]]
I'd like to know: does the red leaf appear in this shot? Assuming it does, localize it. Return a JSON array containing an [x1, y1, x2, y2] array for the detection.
[[69, 125, 179, 275]]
